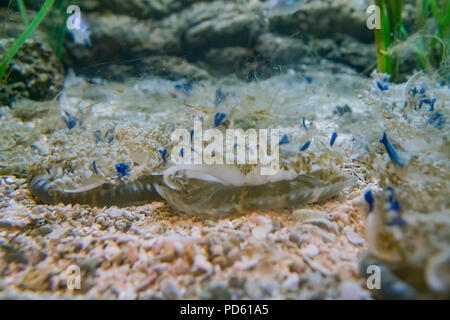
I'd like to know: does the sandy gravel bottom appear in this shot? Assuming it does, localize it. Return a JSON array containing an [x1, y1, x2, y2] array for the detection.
[[0, 175, 371, 299]]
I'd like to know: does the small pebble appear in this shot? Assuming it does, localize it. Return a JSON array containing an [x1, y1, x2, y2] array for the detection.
[[37, 226, 53, 236], [193, 254, 213, 274], [95, 214, 110, 228], [104, 242, 122, 262], [282, 274, 300, 292], [339, 282, 370, 300], [160, 277, 182, 299], [294, 209, 329, 222], [114, 219, 131, 232], [203, 220, 216, 227], [0, 220, 13, 230], [202, 283, 232, 299], [302, 244, 319, 258], [289, 232, 307, 247], [106, 208, 125, 219], [345, 227, 364, 246]]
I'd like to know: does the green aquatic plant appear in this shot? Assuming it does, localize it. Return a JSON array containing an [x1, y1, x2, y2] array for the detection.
[[44, 0, 69, 58], [413, 0, 449, 73], [16, 0, 29, 25], [0, 0, 55, 82], [375, 0, 449, 82], [374, 0, 404, 82]]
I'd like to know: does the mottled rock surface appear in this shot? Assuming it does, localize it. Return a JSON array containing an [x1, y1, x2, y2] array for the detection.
[[0, 0, 424, 82], [0, 39, 64, 105], [0, 0, 377, 81]]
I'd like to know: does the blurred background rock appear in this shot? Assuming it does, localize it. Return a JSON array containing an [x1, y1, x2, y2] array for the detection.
[[0, 0, 419, 102]]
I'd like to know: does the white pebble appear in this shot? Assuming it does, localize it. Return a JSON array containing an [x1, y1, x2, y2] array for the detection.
[[302, 244, 319, 258], [339, 282, 370, 300], [193, 254, 213, 274], [282, 274, 300, 292], [345, 228, 364, 246], [160, 277, 182, 299], [106, 208, 125, 219]]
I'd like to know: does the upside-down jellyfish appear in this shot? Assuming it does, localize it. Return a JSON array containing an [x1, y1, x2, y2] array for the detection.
[[29, 164, 355, 216]]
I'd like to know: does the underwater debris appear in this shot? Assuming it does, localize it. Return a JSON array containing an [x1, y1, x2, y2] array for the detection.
[[300, 141, 311, 151], [213, 113, 227, 127], [378, 132, 404, 168], [279, 134, 289, 145], [330, 132, 337, 147], [115, 163, 130, 177]]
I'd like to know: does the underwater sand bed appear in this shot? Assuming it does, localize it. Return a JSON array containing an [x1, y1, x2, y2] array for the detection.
[[0, 66, 449, 299], [0, 175, 367, 299]]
